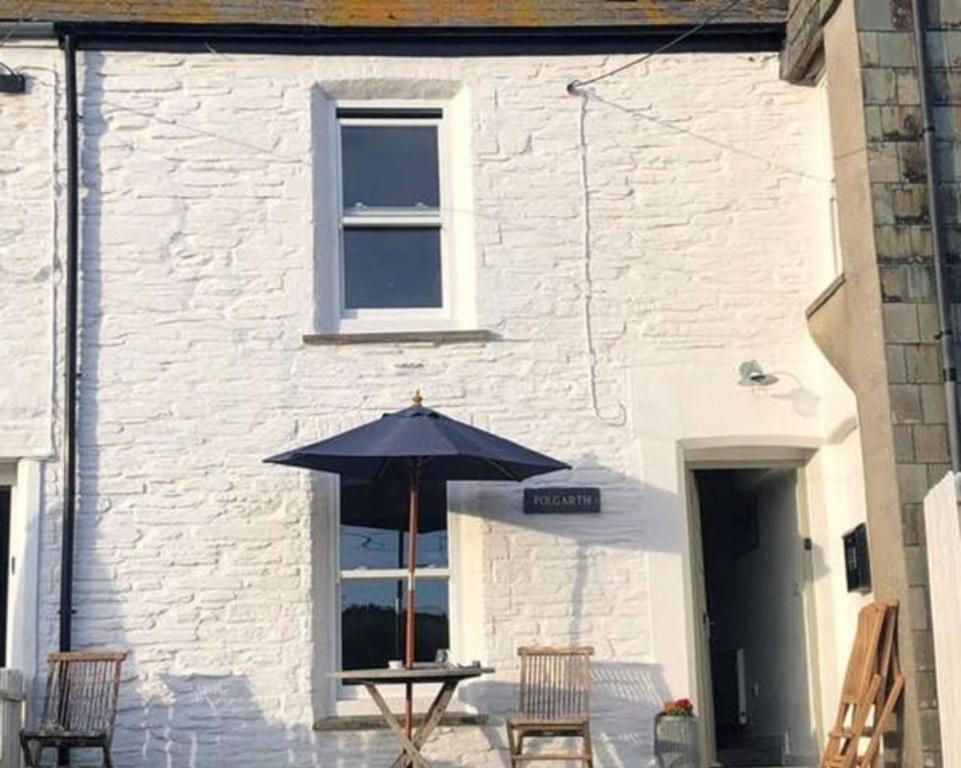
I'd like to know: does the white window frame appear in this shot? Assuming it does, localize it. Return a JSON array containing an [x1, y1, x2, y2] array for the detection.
[[334, 103, 457, 333], [332, 481, 456, 705]]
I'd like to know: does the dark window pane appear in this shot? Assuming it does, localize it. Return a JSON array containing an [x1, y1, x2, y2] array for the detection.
[[341, 580, 403, 671], [343, 228, 442, 309], [340, 479, 448, 570], [341, 125, 439, 209], [340, 579, 450, 672], [405, 580, 450, 664]]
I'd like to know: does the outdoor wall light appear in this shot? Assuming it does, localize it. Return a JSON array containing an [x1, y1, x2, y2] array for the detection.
[[0, 63, 26, 94], [738, 360, 779, 387]]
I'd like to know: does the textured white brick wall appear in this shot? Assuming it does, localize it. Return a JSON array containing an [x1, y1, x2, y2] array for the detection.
[[0, 45, 853, 767], [0, 45, 59, 459]]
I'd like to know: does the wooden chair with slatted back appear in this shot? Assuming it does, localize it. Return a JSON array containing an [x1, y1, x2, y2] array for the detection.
[[20, 651, 127, 768], [506, 646, 594, 767], [859, 602, 905, 768], [820, 603, 886, 768], [821, 601, 903, 768]]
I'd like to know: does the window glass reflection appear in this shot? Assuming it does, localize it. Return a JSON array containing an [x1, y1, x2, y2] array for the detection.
[[340, 480, 448, 569], [341, 125, 440, 210], [343, 228, 442, 310], [340, 580, 450, 672]]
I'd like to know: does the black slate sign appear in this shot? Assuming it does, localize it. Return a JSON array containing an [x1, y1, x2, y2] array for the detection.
[[524, 487, 600, 515]]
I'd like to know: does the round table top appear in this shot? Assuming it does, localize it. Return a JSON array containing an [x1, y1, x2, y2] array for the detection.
[[329, 665, 495, 684]]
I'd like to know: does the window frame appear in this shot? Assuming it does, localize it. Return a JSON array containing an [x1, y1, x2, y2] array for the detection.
[[333, 481, 454, 703], [333, 103, 456, 331]]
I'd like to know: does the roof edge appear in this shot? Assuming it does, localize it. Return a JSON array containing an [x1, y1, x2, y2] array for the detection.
[[54, 21, 785, 56]]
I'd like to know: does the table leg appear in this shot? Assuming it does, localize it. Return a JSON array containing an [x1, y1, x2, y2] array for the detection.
[[362, 683, 434, 768], [389, 681, 459, 768]]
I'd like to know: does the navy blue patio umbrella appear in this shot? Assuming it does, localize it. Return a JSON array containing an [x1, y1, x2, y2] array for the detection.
[[265, 391, 569, 735]]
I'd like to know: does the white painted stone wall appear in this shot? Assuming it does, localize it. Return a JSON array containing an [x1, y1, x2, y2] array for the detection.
[[804, 425, 872, 743], [0, 43, 64, 695], [0, 42, 866, 767], [923, 473, 961, 768], [0, 44, 58, 459]]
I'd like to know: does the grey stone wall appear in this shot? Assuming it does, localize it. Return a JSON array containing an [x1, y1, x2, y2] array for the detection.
[[859, 5, 947, 765], [926, 2, 961, 418], [785, 0, 961, 764]]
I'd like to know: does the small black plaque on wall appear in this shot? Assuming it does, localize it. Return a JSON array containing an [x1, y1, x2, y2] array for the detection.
[[524, 488, 600, 515]]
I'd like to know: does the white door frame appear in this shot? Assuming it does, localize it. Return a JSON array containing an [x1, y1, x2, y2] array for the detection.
[[1, 459, 42, 681], [684, 454, 822, 766], [685, 468, 717, 766]]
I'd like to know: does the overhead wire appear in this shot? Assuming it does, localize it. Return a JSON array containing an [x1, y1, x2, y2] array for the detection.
[[567, 0, 745, 93], [566, 0, 812, 425], [568, 0, 741, 425]]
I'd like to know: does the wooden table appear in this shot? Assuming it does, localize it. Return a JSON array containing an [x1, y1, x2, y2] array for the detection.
[[330, 666, 494, 768]]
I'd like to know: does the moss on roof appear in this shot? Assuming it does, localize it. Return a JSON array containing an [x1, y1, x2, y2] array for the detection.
[[0, 0, 786, 28]]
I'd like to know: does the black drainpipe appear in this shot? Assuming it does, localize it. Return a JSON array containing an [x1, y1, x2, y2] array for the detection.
[[911, 0, 961, 472], [60, 32, 79, 652]]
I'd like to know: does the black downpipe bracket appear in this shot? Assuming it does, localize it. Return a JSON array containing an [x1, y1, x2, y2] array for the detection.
[[60, 33, 79, 653], [911, 0, 961, 472]]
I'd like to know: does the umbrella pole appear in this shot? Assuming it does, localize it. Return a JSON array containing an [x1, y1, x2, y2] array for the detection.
[[405, 462, 420, 740]]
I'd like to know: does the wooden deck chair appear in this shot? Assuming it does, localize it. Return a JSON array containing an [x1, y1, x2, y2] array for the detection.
[[858, 603, 905, 768], [20, 651, 127, 768], [821, 603, 887, 768], [821, 601, 904, 768], [506, 646, 594, 767]]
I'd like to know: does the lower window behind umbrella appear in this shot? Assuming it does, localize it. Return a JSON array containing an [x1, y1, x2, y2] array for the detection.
[[338, 479, 450, 674]]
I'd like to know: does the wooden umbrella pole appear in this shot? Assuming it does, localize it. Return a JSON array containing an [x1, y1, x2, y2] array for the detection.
[[405, 461, 420, 739]]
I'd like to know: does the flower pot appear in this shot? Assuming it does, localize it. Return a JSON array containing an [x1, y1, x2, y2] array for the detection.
[[654, 713, 700, 768]]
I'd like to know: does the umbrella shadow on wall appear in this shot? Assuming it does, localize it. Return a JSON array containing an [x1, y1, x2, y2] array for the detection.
[[111, 668, 496, 768], [115, 673, 315, 768], [458, 661, 671, 768], [451, 454, 688, 643], [450, 456, 689, 766]]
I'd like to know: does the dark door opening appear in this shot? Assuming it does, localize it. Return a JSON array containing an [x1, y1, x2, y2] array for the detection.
[[694, 469, 818, 768], [0, 486, 10, 667]]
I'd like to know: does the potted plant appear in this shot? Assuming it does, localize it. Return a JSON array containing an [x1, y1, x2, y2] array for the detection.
[[654, 698, 700, 768]]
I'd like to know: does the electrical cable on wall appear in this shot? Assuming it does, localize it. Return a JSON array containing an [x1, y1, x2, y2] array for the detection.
[[576, 88, 628, 427], [567, 0, 743, 426]]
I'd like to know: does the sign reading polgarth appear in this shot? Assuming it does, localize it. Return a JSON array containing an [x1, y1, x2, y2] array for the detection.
[[523, 487, 601, 515]]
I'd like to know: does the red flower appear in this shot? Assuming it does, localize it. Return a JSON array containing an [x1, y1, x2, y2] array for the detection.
[[662, 698, 695, 717]]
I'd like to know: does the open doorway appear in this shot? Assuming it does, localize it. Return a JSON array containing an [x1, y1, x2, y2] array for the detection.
[[691, 468, 819, 768]]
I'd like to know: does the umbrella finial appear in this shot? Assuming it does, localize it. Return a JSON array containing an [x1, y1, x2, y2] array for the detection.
[[412, 390, 423, 407]]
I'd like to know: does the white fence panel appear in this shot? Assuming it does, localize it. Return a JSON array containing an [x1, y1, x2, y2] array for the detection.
[[0, 668, 24, 768], [923, 473, 961, 768]]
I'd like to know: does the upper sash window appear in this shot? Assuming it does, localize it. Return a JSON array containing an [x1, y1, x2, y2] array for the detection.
[[336, 108, 448, 315]]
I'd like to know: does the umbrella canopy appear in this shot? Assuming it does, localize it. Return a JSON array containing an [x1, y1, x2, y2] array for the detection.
[[265, 399, 569, 481], [339, 477, 448, 533], [265, 392, 569, 738]]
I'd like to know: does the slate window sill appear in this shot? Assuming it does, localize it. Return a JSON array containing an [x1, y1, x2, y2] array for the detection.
[[303, 330, 495, 346], [313, 713, 489, 732]]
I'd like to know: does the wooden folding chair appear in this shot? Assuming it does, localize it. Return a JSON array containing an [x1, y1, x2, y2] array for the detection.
[[506, 646, 594, 767], [20, 651, 127, 768], [859, 603, 905, 768], [821, 601, 904, 768]]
